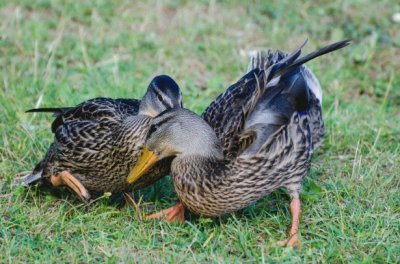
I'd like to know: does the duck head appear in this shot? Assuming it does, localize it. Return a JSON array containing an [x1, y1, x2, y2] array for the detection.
[[139, 75, 183, 117], [127, 108, 223, 183]]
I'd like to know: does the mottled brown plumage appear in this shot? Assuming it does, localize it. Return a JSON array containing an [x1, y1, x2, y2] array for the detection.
[[147, 108, 310, 217], [24, 75, 182, 200], [132, 40, 350, 246]]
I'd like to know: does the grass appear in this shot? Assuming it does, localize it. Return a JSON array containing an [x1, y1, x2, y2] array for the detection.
[[1, 0, 399, 262]]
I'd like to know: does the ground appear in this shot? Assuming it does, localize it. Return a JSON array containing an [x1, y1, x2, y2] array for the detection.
[[1, 0, 399, 262]]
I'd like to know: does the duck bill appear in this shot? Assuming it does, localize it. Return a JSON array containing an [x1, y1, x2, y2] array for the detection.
[[127, 147, 159, 184]]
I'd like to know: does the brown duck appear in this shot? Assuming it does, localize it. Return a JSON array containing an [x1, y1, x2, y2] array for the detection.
[[128, 40, 350, 246], [24, 75, 182, 202]]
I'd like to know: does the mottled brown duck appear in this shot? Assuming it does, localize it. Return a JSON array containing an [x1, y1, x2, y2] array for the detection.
[[128, 40, 350, 246], [24, 75, 182, 202]]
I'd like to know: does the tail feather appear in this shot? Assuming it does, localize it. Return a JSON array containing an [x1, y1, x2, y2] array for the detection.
[[266, 39, 308, 82], [276, 39, 351, 78], [21, 170, 43, 186], [26, 107, 72, 117], [260, 39, 351, 104], [244, 39, 350, 151]]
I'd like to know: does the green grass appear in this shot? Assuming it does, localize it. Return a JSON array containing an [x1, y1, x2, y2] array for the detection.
[[1, 0, 399, 262]]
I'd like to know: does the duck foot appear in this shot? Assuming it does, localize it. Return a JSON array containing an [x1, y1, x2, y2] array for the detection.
[[50, 171, 90, 202], [146, 202, 185, 224], [276, 233, 301, 248]]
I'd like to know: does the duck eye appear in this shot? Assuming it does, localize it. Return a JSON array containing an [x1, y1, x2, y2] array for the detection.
[[148, 125, 158, 138]]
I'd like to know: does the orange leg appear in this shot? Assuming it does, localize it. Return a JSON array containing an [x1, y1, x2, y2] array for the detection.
[[277, 198, 302, 247], [50, 171, 90, 202], [146, 202, 185, 224]]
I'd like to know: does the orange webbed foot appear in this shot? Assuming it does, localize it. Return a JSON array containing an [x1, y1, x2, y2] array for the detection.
[[50, 171, 90, 202], [276, 233, 302, 248], [146, 202, 185, 224]]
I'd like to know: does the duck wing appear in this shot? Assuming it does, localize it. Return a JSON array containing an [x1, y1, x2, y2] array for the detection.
[[241, 39, 351, 155], [202, 42, 307, 158], [201, 69, 263, 157], [23, 97, 140, 185]]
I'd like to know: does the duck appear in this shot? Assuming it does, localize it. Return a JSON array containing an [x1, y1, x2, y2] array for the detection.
[[127, 40, 351, 246], [23, 75, 183, 203]]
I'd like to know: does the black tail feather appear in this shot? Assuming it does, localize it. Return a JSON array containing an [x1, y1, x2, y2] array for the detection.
[[26, 107, 73, 118], [257, 39, 351, 122], [26, 107, 72, 115], [267, 39, 308, 82], [276, 39, 351, 78], [22, 170, 43, 186]]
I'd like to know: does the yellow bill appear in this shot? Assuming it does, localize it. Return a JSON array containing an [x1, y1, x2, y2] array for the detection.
[[127, 147, 159, 183]]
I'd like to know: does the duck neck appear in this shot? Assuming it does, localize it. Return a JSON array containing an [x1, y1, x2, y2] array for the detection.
[[171, 153, 226, 185], [171, 141, 225, 182], [138, 104, 158, 118], [180, 141, 224, 160]]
